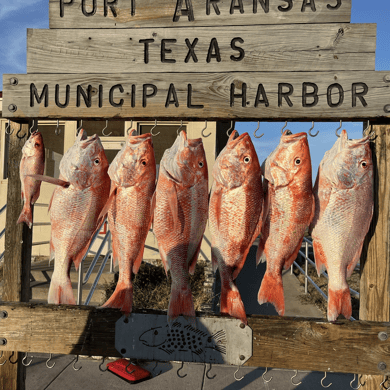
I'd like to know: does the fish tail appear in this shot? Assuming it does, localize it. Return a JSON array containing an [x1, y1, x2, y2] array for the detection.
[[17, 204, 33, 229], [48, 275, 75, 305], [168, 284, 196, 328], [328, 287, 352, 322], [101, 281, 133, 315], [257, 272, 285, 316], [220, 283, 247, 325]]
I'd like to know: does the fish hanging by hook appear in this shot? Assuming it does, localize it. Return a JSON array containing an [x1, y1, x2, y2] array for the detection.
[[226, 120, 234, 136], [201, 120, 211, 138]]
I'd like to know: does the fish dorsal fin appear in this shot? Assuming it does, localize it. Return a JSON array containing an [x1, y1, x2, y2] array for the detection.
[[98, 185, 117, 223]]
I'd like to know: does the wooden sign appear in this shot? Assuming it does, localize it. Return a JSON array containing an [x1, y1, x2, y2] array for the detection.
[[49, 0, 352, 28], [3, 71, 390, 121], [27, 24, 376, 74]]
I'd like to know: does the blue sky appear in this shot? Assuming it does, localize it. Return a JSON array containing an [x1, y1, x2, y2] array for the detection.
[[0, 0, 389, 176]]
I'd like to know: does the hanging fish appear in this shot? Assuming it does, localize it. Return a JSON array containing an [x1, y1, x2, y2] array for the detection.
[[209, 130, 263, 325], [32, 130, 110, 304], [153, 131, 208, 326], [256, 130, 314, 316], [17, 132, 45, 228], [101, 131, 156, 315], [310, 130, 373, 321]]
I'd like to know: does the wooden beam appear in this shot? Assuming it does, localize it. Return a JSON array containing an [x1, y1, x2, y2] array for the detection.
[[0, 122, 33, 390], [49, 0, 352, 29], [360, 123, 390, 389], [0, 302, 390, 376], [3, 71, 390, 121], [26, 24, 376, 74]]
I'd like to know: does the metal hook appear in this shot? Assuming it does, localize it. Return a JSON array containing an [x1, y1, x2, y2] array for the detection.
[[125, 360, 136, 375], [201, 120, 211, 138], [350, 374, 361, 390], [152, 361, 162, 377], [335, 120, 343, 138], [226, 121, 234, 137], [309, 121, 319, 137], [176, 120, 184, 135], [321, 372, 332, 388], [73, 355, 82, 371], [99, 357, 107, 372], [253, 121, 264, 139], [9, 351, 18, 364], [29, 119, 37, 134], [177, 361, 187, 378], [234, 365, 244, 381], [46, 353, 55, 369], [16, 123, 26, 140], [363, 120, 375, 140], [0, 351, 6, 366], [76, 120, 83, 136], [126, 120, 134, 135], [5, 119, 13, 135], [22, 352, 33, 367], [55, 120, 61, 136], [206, 363, 216, 380], [150, 120, 160, 136], [281, 121, 288, 134], [262, 367, 273, 383], [291, 370, 302, 386], [102, 120, 112, 137]]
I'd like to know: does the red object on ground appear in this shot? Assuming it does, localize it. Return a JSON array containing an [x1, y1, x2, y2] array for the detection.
[[107, 359, 152, 384]]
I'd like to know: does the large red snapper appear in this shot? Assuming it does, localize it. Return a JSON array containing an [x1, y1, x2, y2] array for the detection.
[[209, 130, 263, 325], [101, 131, 156, 314], [17, 132, 45, 228], [153, 131, 208, 326], [311, 130, 373, 321], [47, 130, 110, 304], [256, 130, 314, 315]]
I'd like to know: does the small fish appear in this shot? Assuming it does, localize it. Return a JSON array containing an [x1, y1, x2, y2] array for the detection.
[[101, 130, 156, 315], [310, 130, 373, 321], [256, 130, 314, 316], [209, 130, 263, 325], [139, 321, 226, 356], [37, 130, 111, 305], [153, 131, 208, 326], [17, 132, 45, 228]]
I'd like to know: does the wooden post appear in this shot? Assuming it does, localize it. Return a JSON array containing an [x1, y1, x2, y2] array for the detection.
[[0, 121, 33, 390], [360, 123, 390, 389]]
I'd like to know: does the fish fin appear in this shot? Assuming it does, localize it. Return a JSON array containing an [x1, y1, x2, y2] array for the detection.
[[17, 205, 33, 229], [328, 287, 351, 321], [150, 191, 156, 230], [28, 174, 70, 188], [211, 248, 219, 274], [256, 239, 266, 265], [346, 242, 364, 279], [284, 236, 304, 270], [220, 283, 247, 325], [132, 247, 145, 275], [167, 184, 179, 232], [159, 247, 170, 276], [50, 239, 55, 261], [98, 186, 117, 224], [168, 285, 196, 328], [48, 275, 75, 305], [21, 190, 24, 201], [188, 241, 202, 275], [48, 190, 55, 213], [212, 185, 223, 230], [73, 244, 90, 271], [258, 271, 285, 316], [313, 239, 328, 276], [101, 280, 133, 315]]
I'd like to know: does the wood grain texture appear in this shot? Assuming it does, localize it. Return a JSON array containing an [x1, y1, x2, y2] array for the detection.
[[3, 71, 390, 121], [49, 0, 352, 29], [360, 123, 390, 389], [0, 303, 390, 375], [26, 24, 376, 73], [0, 122, 33, 390]]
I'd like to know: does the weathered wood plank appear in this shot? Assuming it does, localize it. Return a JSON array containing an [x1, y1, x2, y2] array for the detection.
[[3, 71, 390, 121], [0, 122, 33, 390], [360, 123, 390, 389], [26, 24, 376, 74], [49, 0, 352, 29], [0, 302, 389, 375]]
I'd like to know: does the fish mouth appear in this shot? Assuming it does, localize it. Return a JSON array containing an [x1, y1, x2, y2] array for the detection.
[[281, 131, 307, 142], [227, 131, 249, 147]]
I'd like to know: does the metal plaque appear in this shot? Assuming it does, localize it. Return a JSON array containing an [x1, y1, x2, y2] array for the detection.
[[115, 313, 252, 365]]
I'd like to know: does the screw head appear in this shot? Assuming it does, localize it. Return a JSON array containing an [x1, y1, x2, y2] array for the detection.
[[9, 77, 18, 86], [378, 332, 388, 341], [239, 355, 245, 361], [0, 338, 7, 346], [384, 105, 390, 113], [378, 362, 387, 371], [384, 75, 390, 83], [240, 323, 245, 329], [8, 104, 17, 113], [0, 311, 8, 320]]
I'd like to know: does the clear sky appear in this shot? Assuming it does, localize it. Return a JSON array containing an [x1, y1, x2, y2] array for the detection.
[[0, 0, 389, 177]]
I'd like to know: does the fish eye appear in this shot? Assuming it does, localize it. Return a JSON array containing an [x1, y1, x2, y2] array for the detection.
[[34, 143, 40, 147], [154, 330, 158, 335], [94, 159, 100, 166], [141, 161, 146, 166], [361, 161, 367, 168], [295, 158, 301, 165], [198, 161, 204, 168], [244, 156, 250, 164]]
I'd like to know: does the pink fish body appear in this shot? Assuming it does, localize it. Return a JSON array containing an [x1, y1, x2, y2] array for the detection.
[[209, 130, 263, 324], [17, 132, 45, 228], [311, 130, 373, 321], [256, 131, 314, 315], [101, 131, 156, 315], [153, 131, 208, 326], [48, 130, 110, 305]]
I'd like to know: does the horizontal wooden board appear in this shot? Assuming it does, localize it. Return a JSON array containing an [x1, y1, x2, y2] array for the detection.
[[49, 0, 352, 29], [0, 302, 389, 375], [3, 71, 390, 121], [27, 24, 376, 74]]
